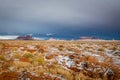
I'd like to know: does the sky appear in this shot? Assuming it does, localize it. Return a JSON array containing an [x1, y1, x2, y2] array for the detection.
[[0, 0, 120, 39]]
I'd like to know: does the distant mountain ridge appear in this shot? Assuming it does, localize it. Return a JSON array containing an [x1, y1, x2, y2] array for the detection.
[[16, 35, 34, 40], [79, 36, 99, 40]]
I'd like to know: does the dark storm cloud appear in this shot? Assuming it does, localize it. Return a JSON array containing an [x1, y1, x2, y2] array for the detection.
[[0, 0, 120, 33]]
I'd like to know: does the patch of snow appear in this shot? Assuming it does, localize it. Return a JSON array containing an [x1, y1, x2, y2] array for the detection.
[[56, 55, 75, 67], [48, 47, 59, 53], [27, 45, 36, 50], [105, 49, 113, 56], [65, 50, 74, 54], [105, 49, 120, 65]]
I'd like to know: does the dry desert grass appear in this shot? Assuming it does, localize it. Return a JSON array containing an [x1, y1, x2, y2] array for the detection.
[[0, 40, 120, 80]]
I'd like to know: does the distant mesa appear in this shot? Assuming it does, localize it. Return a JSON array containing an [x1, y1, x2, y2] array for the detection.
[[79, 36, 99, 40], [48, 38, 57, 41], [16, 35, 34, 40]]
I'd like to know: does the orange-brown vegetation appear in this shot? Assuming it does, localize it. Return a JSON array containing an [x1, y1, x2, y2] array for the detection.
[[0, 40, 120, 80]]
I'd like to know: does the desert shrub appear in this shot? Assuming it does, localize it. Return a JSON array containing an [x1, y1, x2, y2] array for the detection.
[[23, 52, 33, 58], [46, 53, 58, 59], [0, 72, 19, 80], [1, 61, 13, 71], [0, 55, 6, 61], [38, 66, 46, 75], [110, 47, 117, 51], [56, 68, 74, 80], [58, 45, 64, 51], [0, 43, 5, 49], [20, 57, 30, 62], [13, 61, 31, 70], [13, 53, 21, 59], [74, 73, 87, 80], [67, 47, 73, 51], [36, 58, 45, 65], [37, 45, 48, 53], [48, 65, 74, 80], [98, 48, 104, 51], [53, 68, 74, 80], [13, 48, 18, 52], [33, 56, 46, 65]]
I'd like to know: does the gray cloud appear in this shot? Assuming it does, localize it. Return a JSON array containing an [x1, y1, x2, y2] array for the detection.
[[0, 0, 120, 33]]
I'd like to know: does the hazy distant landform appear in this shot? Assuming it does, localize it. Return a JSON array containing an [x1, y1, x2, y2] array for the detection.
[[0, 33, 119, 40], [0, 0, 120, 40]]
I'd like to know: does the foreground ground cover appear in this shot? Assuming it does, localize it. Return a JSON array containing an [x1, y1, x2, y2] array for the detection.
[[0, 40, 120, 80]]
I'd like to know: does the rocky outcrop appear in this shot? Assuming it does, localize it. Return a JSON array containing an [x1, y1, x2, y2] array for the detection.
[[16, 35, 34, 40]]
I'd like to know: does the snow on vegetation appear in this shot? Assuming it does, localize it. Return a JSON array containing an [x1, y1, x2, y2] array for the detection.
[[0, 40, 120, 80]]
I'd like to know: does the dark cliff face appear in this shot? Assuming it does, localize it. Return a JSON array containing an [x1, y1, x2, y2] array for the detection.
[[16, 35, 34, 40]]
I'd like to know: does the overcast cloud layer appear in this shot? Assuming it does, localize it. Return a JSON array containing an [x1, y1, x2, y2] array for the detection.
[[0, 0, 120, 33]]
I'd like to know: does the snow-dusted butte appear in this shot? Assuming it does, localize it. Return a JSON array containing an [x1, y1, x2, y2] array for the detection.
[[0, 40, 120, 80]]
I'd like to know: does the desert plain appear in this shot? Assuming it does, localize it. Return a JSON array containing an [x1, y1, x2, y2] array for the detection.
[[0, 40, 120, 80]]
